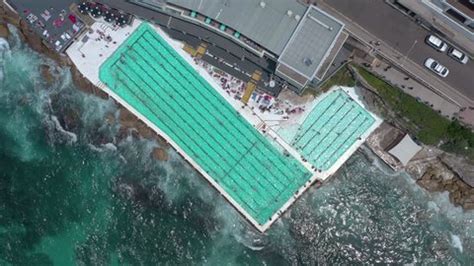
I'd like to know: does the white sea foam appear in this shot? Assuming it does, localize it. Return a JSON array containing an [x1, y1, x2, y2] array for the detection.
[[7, 24, 22, 49], [103, 143, 117, 151], [234, 233, 265, 251], [87, 143, 103, 152], [0, 37, 10, 81], [450, 234, 463, 253], [0, 37, 10, 52], [50, 115, 78, 143]]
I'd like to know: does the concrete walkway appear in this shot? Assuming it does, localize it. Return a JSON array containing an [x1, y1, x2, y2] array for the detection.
[[357, 57, 460, 118]]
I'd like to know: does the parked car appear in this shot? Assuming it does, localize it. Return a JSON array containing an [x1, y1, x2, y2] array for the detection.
[[447, 47, 469, 64], [425, 35, 448, 52], [424, 58, 449, 77]]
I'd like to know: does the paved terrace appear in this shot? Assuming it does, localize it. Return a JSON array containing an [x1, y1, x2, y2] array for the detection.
[[66, 18, 141, 84]]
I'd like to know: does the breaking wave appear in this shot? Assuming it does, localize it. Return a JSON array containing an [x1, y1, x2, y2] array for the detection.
[[0, 23, 472, 265]]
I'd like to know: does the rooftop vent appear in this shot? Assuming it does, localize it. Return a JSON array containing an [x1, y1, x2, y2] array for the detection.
[[295, 15, 301, 21], [260, 1, 266, 8], [303, 57, 313, 67], [287, 10, 293, 17]]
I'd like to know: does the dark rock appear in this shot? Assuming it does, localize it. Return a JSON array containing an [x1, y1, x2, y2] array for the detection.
[[116, 126, 130, 142], [39, 64, 54, 85], [441, 154, 474, 187], [60, 108, 81, 132], [464, 194, 474, 203], [151, 147, 168, 161], [105, 112, 115, 125], [442, 178, 454, 186], [455, 179, 470, 191], [417, 179, 443, 192], [0, 22, 9, 38], [444, 183, 457, 193], [118, 107, 136, 128], [130, 129, 140, 140], [70, 65, 109, 99], [421, 172, 433, 181], [118, 107, 169, 146], [114, 178, 166, 207], [453, 191, 462, 201], [88, 125, 114, 146], [462, 202, 474, 210], [50, 94, 82, 133]]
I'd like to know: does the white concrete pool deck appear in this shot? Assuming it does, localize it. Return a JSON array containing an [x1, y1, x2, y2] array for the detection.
[[66, 19, 142, 84], [66, 19, 382, 232]]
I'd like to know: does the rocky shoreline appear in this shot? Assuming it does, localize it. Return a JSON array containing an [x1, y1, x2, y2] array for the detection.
[[2, 3, 472, 209], [0, 3, 170, 161], [351, 65, 474, 211]]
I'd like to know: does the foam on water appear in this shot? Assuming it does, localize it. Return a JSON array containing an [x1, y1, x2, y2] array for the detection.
[[0, 37, 9, 81], [451, 234, 463, 253], [0, 24, 473, 265], [50, 115, 78, 144]]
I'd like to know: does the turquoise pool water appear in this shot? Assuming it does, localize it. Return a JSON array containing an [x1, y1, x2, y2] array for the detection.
[[99, 23, 312, 225], [292, 89, 376, 171]]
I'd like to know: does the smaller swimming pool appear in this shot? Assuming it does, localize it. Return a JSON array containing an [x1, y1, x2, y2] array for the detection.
[[291, 89, 376, 171]]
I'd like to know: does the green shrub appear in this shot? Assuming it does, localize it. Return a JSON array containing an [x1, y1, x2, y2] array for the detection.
[[355, 66, 474, 159]]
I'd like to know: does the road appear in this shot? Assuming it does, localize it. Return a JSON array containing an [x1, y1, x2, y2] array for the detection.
[[324, 0, 474, 102]]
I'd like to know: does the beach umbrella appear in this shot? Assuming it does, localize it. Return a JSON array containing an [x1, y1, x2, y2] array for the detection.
[[78, 3, 88, 14], [109, 9, 120, 20], [104, 10, 114, 22], [115, 14, 127, 26], [91, 6, 102, 18], [95, 6, 102, 17], [121, 14, 130, 25], [116, 19, 125, 27], [89, 7, 98, 17]]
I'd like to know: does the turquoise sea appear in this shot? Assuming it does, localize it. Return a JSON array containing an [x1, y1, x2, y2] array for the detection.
[[0, 26, 473, 265]]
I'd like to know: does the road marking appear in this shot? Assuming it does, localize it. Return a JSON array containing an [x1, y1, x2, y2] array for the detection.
[[319, 0, 471, 107]]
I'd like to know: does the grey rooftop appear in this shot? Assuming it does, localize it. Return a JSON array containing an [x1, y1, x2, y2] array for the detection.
[[277, 5, 344, 80], [166, 0, 307, 55]]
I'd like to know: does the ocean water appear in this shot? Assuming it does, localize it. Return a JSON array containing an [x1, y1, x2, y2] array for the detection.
[[0, 27, 473, 265]]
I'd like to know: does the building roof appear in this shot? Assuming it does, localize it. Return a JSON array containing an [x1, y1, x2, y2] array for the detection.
[[277, 5, 344, 80], [446, 0, 474, 19], [388, 134, 422, 166], [166, 0, 306, 54]]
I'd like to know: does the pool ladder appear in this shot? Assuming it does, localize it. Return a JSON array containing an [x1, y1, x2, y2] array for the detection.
[[96, 81, 107, 90]]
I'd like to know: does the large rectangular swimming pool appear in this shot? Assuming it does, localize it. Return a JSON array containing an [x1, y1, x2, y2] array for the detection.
[[99, 23, 312, 226]]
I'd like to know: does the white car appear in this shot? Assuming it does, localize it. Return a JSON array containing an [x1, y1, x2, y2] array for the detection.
[[448, 47, 469, 64], [424, 58, 449, 77], [425, 35, 448, 52]]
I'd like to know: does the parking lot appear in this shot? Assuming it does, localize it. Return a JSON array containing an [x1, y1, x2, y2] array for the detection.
[[8, 0, 84, 52], [326, 0, 474, 101]]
